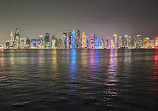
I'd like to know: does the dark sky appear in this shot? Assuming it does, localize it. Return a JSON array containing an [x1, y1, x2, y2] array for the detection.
[[0, 0, 158, 42]]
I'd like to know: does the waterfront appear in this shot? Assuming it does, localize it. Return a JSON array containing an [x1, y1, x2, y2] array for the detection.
[[0, 49, 158, 111]]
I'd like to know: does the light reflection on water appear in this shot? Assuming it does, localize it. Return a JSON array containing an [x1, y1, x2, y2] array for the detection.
[[0, 49, 157, 111]]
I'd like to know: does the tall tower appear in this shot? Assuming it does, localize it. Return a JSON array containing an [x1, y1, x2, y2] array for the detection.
[[76, 30, 81, 48], [82, 32, 87, 48], [95, 37, 99, 49], [45, 33, 50, 48], [155, 37, 158, 48], [90, 34, 95, 48], [62, 33, 67, 48], [14, 28, 20, 49], [68, 30, 72, 48], [71, 30, 75, 48], [10, 31, 14, 47], [113, 34, 117, 48]]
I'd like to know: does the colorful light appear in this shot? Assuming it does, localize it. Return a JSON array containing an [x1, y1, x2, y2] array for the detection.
[[82, 32, 87, 48], [90, 34, 95, 48]]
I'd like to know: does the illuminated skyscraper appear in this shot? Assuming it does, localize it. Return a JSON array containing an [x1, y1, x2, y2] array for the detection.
[[45, 33, 50, 48], [86, 34, 89, 48], [51, 35, 56, 48], [118, 36, 122, 48], [90, 34, 95, 48], [106, 38, 110, 48], [68, 30, 72, 48], [9, 31, 14, 48], [113, 34, 117, 48], [128, 36, 132, 48], [95, 37, 99, 49], [13, 28, 20, 49], [155, 37, 158, 48], [82, 32, 87, 48], [62, 33, 67, 48], [100, 38, 104, 49], [76, 30, 81, 48], [20, 37, 25, 49], [58, 38, 62, 48], [123, 35, 128, 47], [71, 30, 75, 48], [137, 35, 143, 48], [26, 37, 30, 49], [0, 43, 4, 49], [143, 37, 150, 48], [111, 40, 113, 48]]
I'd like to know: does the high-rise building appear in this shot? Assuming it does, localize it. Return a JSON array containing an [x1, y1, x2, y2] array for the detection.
[[95, 37, 99, 49], [76, 30, 81, 48], [123, 35, 128, 47], [136, 35, 143, 48], [68, 30, 72, 48], [106, 38, 110, 48], [128, 36, 132, 48], [51, 35, 56, 48], [90, 34, 95, 48], [155, 37, 158, 48], [9, 31, 14, 48], [58, 38, 62, 48], [13, 28, 20, 49], [100, 38, 104, 49], [113, 34, 117, 48], [118, 36, 122, 48], [71, 30, 75, 48], [26, 37, 30, 49], [45, 33, 50, 48], [5, 41, 10, 49], [20, 37, 26, 49], [82, 32, 87, 48], [62, 33, 67, 48], [111, 40, 113, 48], [86, 34, 89, 48], [0, 43, 4, 49]]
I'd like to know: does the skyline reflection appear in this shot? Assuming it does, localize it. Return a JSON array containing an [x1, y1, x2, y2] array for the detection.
[[104, 49, 118, 106]]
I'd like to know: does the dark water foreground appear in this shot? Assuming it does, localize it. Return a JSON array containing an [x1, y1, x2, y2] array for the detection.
[[0, 49, 158, 111]]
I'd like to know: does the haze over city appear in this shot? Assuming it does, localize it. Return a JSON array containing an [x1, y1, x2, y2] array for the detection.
[[0, 0, 158, 42]]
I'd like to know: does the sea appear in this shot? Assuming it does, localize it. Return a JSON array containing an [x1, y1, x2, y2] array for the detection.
[[0, 49, 158, 111]]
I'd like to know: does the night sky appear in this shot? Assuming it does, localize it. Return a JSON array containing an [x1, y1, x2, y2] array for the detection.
[[0, 0, 158, 42]]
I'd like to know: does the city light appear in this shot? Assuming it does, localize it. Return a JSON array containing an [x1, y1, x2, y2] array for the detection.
[[1, 28, 157, 49]]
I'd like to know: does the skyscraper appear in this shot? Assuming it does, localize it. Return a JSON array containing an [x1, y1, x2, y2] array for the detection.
[[76, 30, 81, 48], [20, 37, 25, 49], [71, 30, 75, 48], [9, 31, 14, 48], [62, 33, 67, 48], [14, 28, 20, 49], [137, 35, 143, 48], [45, 33, 50, 48], [100, 38, 104, 49], [26, 37, 30, 49], [0, 43, 4, 49], [82, 32, 87, 48], [95, 37, 99, 49], [106, 38, 110, 48], [123, 35, 128, 48], [90, 34, 95, 48], [68, 30, 72, 48], [155, 37, 158, 48], [118, 36, 122, 48], [113, 34, 117, 48]]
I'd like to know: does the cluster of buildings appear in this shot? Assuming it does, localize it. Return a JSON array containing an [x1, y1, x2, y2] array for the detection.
[[1, 28, 158, 49]]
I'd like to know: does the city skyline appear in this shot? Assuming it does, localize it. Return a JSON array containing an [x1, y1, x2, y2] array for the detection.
[[0, 0, 158, 42], [1, 28, 157, 49]]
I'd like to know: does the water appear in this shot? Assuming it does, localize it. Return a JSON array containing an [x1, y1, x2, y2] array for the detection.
[[0, 49, 158, 111]]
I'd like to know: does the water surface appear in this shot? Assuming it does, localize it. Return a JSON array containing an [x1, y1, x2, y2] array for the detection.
[[0, 49, 158, 111]]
